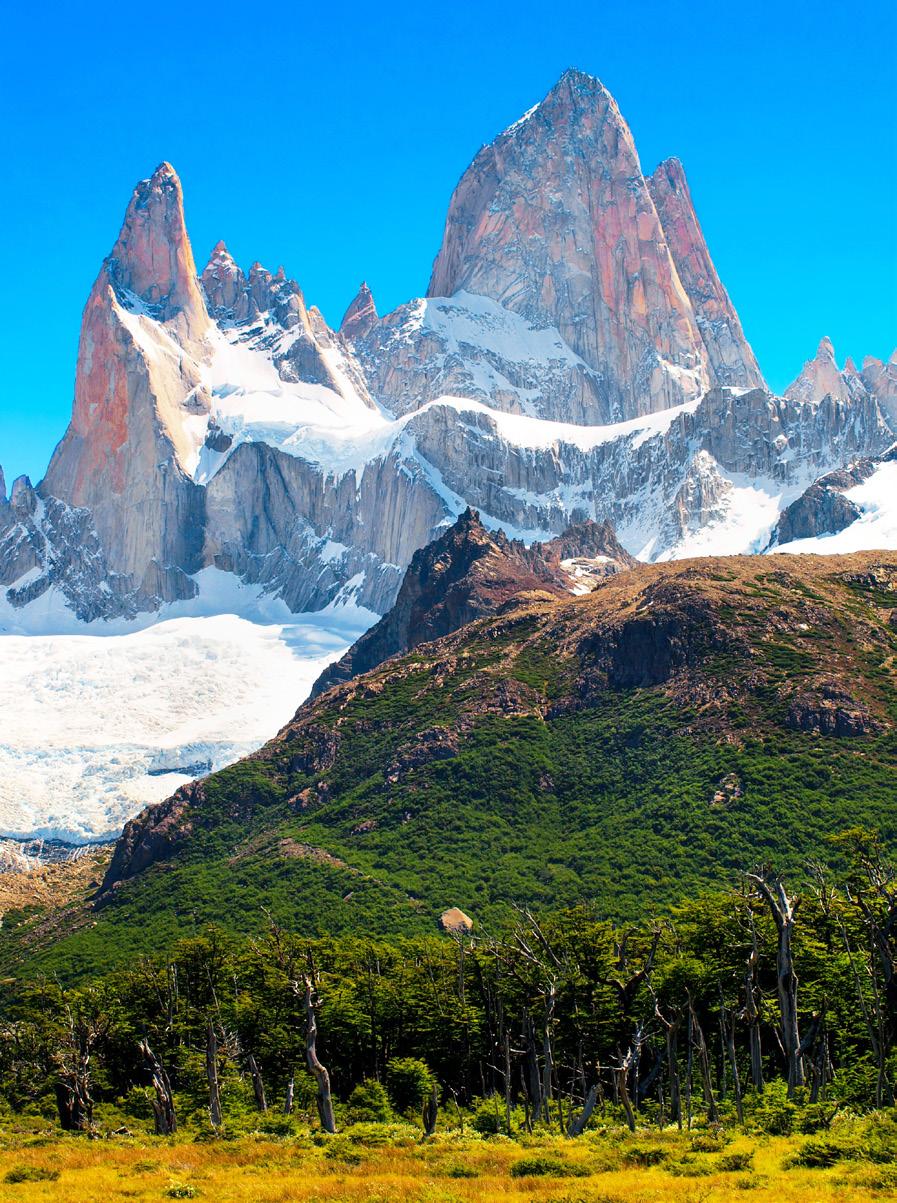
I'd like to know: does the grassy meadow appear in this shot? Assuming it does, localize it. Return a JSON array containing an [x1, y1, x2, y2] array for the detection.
[[0, 1113, 894, 1202]]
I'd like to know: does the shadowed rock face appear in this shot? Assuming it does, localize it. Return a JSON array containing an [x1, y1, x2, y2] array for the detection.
[[309, 508, 634, 698]]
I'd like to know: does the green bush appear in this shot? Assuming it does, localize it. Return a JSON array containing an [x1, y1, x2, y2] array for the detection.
[[471, 1096, 504, 1135], [623, 1145, 668, 1167], [789, 1138, 855, 1168], [385, 1057, 434, 1114], [719, 1151, 754, 1172], [510, 1155, 588, 1178], [446, 1163, 479, 1178], [346, 1079, 392, 1123], [4, 1166, 60, 1183]]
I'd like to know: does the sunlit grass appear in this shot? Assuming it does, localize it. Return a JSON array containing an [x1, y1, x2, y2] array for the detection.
[[0, 1121, 892, 1201]]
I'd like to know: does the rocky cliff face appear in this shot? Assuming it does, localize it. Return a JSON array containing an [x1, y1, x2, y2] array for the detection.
[[3, 72, 896, 631], [425, 69, 709, 421], [310, 507, 634, 697], [647, 158, 766, 391]]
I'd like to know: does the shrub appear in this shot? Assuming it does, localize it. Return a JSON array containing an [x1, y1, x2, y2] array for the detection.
[[623, 1145, 668, 1167], [165, 1188, 199, 1200], [510, 1155, 588, 1178], [471, 1096, 504, 1135], [690, 1132, 729, 1152], [789, 1138, 854, 1168], [4, 1166, 60, 1183], [446, 1163, 479, 1178], [385, 1057, 434, 1114], [346, 1079, 392, 1123], [719, 1151, 754, 1172]]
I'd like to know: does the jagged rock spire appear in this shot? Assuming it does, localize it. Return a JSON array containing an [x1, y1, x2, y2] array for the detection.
[[107, 162, 209, 344], [648, 157, 766, 391], [786, 337, 858, 406], [340, 282, 378, 341]]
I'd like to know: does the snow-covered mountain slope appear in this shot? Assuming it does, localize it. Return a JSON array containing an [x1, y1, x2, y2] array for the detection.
[[773, 458, 897, 557], [0, 576, 373, 842]]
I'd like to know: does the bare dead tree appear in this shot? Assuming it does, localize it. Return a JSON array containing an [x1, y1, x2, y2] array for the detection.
[[688, 997, 719, 1124], [567, 1083, 598, 1136], [206, 1023, 222, 1129], [139, 1039, 176, 1135], [741, 912, 764, 1092], [654, 998, 683, 1128], [53, 997, 109, 1132], [284, 1072, 295, 1115], [747, 869, 804, 1094], [246, 1052, 267, 1113], [719, 994, 744, 1126], [295, 974, 336, 1134], [614, 1037, 641, 1133]]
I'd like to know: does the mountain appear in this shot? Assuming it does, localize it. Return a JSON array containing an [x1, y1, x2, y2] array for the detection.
[[2, 69, 894, 635], [309, 507, 635, 698], [13, 547, 895, 974]]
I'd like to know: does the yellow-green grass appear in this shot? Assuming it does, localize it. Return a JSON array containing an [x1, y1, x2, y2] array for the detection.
[[0, 1123, 893, 1202]]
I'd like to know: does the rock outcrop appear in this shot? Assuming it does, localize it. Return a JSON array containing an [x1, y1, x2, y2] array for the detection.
[[647, 157, 766, 391], [310, 507, 632, 697], [426, 69, 710, 421], [340, 282, 379, 342]]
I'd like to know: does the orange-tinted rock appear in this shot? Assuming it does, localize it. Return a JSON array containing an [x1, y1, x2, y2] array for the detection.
[[648, 157, 765, 391], [428, 69, 708, 419], [340, 282, 379, 342], [439, 907, 473, 933]]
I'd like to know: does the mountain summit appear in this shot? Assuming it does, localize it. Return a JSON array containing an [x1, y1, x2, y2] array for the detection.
[[2, 72, 895, 635], [427, 68, 760, 419]]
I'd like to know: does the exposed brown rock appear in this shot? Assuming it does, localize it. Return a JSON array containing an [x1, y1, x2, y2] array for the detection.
[[309, 508, 632, 698], [439, 907, 473, 933], [784, 681, 882, 738]]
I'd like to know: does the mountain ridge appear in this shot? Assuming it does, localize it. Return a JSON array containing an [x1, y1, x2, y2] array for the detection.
[[3, 68, 894, 634]]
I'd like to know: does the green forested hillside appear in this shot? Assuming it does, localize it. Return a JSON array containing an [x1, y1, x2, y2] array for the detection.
[[6, 551, 897, 979]]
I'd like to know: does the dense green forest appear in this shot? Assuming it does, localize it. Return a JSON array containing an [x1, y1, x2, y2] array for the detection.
[[1, 828, 893, 1147]]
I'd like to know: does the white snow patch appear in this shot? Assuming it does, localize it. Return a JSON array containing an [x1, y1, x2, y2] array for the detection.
[[0, 574, 375, 842], [772, 461, 897, 556]]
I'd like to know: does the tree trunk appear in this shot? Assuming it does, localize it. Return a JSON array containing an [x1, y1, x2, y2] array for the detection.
[[284, 1073, 295, 1115], [567, 1084, 598, 1136], [540, 987, 556, 1128], [749, 872, 804, 1094], [422, 1085, 438, 1137], [503, 1030, 513, 1136], [689, 1004, 719, 1124], [524, 1013, 542, 1122], [723, 1009, 744, 1126], [743, 928, 764, 1093], [616, 1064, 636, 1133], [206, 1023, 222, 1129], [304, 977, 336, 1134], [246, 1053, 267, 1112], [139, 1039, 176, 1136]]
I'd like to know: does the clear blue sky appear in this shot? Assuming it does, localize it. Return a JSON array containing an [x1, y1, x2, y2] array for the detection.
[[1, 0, 895, 486]]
